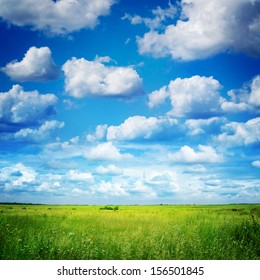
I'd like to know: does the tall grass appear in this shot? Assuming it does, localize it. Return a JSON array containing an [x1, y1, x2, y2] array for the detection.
[[0, 204, 259, 260]]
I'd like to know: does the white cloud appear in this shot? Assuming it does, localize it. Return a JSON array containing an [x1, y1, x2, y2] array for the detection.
[[137, 0, 260, 60], [95, 164, 123, 175], [62, 57, 144, 98], [185, 117, 226, 136], [221, 75, 260, 113], [0, 0, 115, 35], [148, 86, 169, 108], [216, 117, 260, 146], [66, 170, 94, 182], [119, 167, 183, 198], [107, 115, 178, 141], [249, 75, 260, 106], [0, 163, 37, 191], [92, 180, 128, 197], [0, 85, 58, 131], [168, 145, 222, 163], [0, 163, 96, 195], [144, 170, 180, 192], [71, 188, 89, 195], [186, 164, 207, 173], [149, 75, 223, 118], [87, 124, 108, 142], [123, 14, 143, 25], [14, 120, 64, 142], [220, 100, 252, 113], [149, 75, 260, 117], [129, 180, 157, 198], [122, 2, 177, 30], [2, 46, 59, 82], [252, 160, 260, 168], [85, 142, 132, 161], [43, 140, 84, 161], [36, 182, 58, 193]]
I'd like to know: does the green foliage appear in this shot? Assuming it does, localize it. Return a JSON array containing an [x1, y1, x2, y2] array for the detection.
[[0, 204, 259, 260], [99, 205, 119, 211]]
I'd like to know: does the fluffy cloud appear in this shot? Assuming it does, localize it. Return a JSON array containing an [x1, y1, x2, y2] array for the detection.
[[221, 75, 260, 113], [249, 75, 260, 106], [185, 117, 226, 136], [128, 180, 157, 198], [87, 124, 108, 142], [0, 163, 95, 195], [148, 85, 169, 108], [166, 76, 223, 118], [252, 161, 260, 168], [168, 145, 222, 163], [2, 46, 59, 82], [62, 57, 144, 98], [216, 117, 260, 146], [107, 115, 178, 141], [0, 0, 115, 35], [14, 120, 64, 142], [149, 75, 260, 117], [137, 0, 260, 60], [95, 164, 123, 175], [0, 163, 37, 191], [149, 75, 223, 118], [85, 142, 132, 161], [66, 170, 94, 182], [0, 85, 58, 131], [143, 170, 180, 195], [91, 181, 128, 197]]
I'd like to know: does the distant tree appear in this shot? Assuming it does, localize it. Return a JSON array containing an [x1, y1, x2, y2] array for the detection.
[[99, 205, 119, 211]]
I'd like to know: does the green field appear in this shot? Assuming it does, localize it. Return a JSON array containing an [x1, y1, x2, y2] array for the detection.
[[0, 204, 259, 260]]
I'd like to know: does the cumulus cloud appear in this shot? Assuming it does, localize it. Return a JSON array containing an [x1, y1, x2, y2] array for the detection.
[[107, 115, 178, 141], [252, 160, 260, 168], [0, 85, 58, 132], [185, 117, 226, 136], [71, 188, 89, 195], [62, 57, 144, 98], [148, 85, 169, 108], [2, 46, 59, 82], [149, 75, 260, 118], [0, 163, 95, 195], [137, 0, 260, 60], [216, 117, 260, 147], [87, 124, 108, 142], [249, 75, 260, 106], [0, 163, 37, 191], [168, 145, 222, 163], [85, 142, 132, 161], [149, 75, 223, 118], [221, 75, 260, 113], [14, 120, 64, 142], [128, 180, 157, 198], [143, 170, 180, 194], [92, 180, 128, 197], [66, 170, 93, 182], [0, 0, 115, 35]]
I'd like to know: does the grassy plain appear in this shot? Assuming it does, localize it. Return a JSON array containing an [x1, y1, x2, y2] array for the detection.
[[0, 204, 259, 260]]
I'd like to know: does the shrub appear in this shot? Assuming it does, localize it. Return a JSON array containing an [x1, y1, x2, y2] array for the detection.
[[99, 205, 119, 211]]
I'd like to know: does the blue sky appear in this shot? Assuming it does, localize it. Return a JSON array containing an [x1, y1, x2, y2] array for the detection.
[[0, 0, 259, 204]]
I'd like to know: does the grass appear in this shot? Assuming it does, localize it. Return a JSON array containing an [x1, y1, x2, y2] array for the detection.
[[0, 204, 259, 260]]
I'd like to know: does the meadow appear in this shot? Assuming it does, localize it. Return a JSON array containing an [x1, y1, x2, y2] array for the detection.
[[0, 204, 259, 260]]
